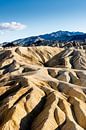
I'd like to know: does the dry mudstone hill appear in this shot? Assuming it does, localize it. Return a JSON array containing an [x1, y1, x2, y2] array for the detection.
[[0, 46, 86, 130]]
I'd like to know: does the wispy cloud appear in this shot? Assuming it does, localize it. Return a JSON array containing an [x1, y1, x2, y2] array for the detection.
[[0, 22, 26, 31]]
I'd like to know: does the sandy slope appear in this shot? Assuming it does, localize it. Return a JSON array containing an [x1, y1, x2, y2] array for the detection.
[[0, 46, 86, 130]]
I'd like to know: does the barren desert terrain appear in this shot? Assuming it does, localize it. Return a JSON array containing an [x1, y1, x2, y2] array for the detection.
[[0, 46, 86, 130]]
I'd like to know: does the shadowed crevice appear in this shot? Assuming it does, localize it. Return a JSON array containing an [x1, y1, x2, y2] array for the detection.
[[19, 95, 46, 130], [0, 77, 28, 102]]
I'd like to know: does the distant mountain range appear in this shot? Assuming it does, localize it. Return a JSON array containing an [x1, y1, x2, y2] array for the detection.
[[1, 30, 86, 47]]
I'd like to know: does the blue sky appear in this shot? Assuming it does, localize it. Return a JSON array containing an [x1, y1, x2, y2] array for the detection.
[[0, 0, 86, 43]]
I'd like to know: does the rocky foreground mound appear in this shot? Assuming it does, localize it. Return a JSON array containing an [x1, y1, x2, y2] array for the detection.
[[0, 46, 86, 130]]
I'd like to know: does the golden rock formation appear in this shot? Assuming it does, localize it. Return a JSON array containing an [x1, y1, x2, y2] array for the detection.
[[0, 46, 86, 130]]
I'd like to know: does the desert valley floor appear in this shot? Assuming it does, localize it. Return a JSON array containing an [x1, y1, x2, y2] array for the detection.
[[0, 46, 86, 130]]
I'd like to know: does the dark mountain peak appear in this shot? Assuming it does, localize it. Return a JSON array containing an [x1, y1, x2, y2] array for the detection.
[[1, 30, 86, 47]]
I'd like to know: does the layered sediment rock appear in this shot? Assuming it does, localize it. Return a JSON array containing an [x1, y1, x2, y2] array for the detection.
[[0, 46, 86, 130]]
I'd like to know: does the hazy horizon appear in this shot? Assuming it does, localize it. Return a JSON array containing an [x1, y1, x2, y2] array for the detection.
[[0, 0, 86, 43], [0, 30, 86, 44]]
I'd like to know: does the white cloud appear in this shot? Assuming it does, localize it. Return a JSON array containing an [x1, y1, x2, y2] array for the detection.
[[0, 22, 26, 31], [0, 31, 4, 35]]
